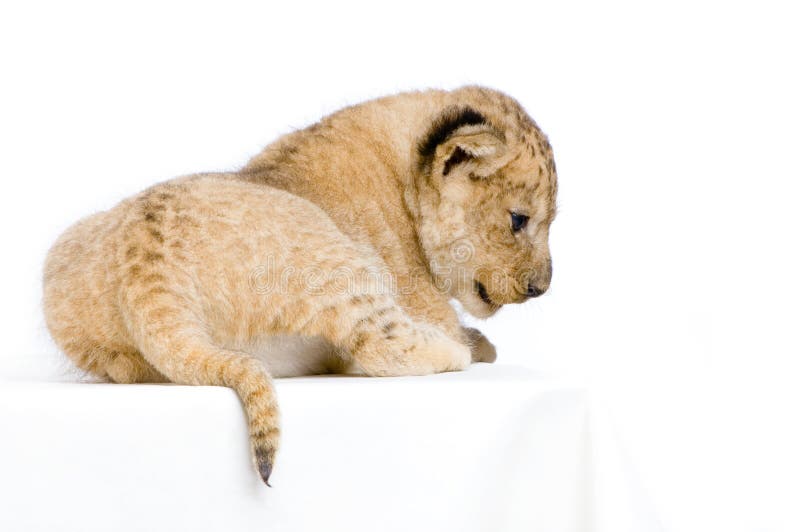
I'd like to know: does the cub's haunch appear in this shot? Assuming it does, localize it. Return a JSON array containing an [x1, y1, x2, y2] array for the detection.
[[43, 86, 558, 485]]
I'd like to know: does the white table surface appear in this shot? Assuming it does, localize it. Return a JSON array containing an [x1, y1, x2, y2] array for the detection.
[[0, 364, 659, 532]]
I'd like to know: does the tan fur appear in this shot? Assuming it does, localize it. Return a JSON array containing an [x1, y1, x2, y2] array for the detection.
[[42, 86, 557, 485]]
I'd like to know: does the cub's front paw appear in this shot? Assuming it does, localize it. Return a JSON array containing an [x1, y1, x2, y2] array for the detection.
[[349, 322, 470, 376], [415, 324, 472, 373], [463, 327, 497, 363]]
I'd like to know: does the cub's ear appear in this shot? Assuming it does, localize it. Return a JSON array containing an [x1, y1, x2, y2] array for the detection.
[[437, 125, 506, 177], [417, 106, 507, 180]]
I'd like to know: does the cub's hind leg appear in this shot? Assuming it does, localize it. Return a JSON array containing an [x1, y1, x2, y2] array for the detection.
[[104, 349, 168, 384]]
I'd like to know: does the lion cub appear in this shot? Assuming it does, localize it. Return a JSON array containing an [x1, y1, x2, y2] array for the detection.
[[43, 86, 557, 485]]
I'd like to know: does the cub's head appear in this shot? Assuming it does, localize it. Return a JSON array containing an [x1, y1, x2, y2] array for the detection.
[[413, 87, 557, 318]]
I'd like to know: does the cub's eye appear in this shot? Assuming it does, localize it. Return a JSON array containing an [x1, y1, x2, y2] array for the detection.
[[510, 212, 529, 232]]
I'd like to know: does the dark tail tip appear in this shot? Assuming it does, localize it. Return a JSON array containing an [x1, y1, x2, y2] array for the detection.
[[255, 448, 274, 487]]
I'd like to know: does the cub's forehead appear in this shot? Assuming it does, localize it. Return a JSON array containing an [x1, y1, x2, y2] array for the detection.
[[494, 142, 557, 222]]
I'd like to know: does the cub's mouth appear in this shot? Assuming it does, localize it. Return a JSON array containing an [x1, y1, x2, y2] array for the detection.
[[465, 279, 502, 318], [474, 280, 497, 308]]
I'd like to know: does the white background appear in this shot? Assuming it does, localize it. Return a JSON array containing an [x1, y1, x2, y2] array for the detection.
[[1, 1, 798, 531]]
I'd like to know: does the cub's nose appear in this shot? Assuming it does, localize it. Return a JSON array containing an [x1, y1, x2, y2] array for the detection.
[[526, 283, 545, 298]]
